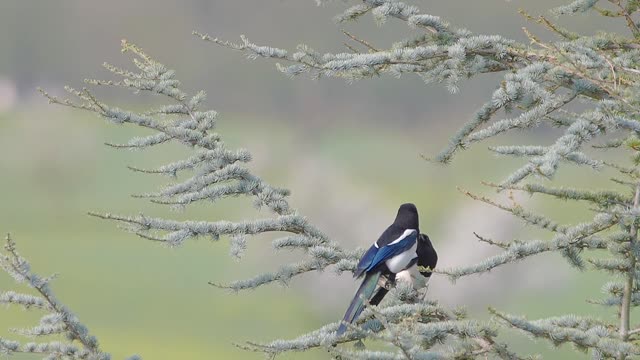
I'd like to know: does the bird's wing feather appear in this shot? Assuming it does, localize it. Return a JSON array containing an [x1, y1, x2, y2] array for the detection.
[[354, 244, 378, 278], [366, 230, 417, 272], [375, 225, 406, 247]]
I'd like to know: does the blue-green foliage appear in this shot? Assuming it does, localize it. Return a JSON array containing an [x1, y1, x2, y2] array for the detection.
[[194, 0, 640, 358], [3, 0, 640, 358], [34, 36, 517, 359], [39, 40, 351, 293]]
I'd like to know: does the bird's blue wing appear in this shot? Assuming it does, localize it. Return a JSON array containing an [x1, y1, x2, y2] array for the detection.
[[354, 245, 378, 278], [365, 231, 417, 272]]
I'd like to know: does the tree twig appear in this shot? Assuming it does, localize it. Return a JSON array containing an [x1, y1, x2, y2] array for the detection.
[[620, 182, 640, 343]]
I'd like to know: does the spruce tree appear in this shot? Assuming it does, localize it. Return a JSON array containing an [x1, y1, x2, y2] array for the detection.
[[4, 0, 640, 359]]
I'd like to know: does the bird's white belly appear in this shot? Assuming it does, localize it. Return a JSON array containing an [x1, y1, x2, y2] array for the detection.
[[385, 242, 417, 273], [396, 265, 429, 290]]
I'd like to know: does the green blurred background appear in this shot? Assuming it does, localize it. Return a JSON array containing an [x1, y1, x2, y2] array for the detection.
[[0, 1, 632, 359]]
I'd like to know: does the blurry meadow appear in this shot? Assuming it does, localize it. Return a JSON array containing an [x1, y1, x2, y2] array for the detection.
[[0, 1, 631, 359]]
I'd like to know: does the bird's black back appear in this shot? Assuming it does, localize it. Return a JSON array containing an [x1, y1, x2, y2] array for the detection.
[[375, 224, 408, 248], [416, 234, 438, 277]]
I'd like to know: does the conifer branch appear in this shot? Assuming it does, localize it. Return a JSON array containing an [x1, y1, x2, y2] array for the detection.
[[201, 0, 640, 178], [491, 308, 639, 358], [0, 234, 138, 359], [27, 1, 640, 358], [459, 187, 568, 233], [628, 327, 640, 336], [439, 212, 617, 280], [483, 182, 631, 208], [41, 40, 348, 291], [341, 29, 380, 52], [473, 232, 510, 249], [238, 285, 519, 358]]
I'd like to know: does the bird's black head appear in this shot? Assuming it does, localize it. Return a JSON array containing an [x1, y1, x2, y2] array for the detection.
[[393, 203, 419, 230]]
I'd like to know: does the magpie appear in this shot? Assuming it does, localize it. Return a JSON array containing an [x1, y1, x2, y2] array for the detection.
[[336, 203, 438, 336]]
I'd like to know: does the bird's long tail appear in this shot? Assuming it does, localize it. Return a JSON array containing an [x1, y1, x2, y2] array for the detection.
[[369, 287, 388, 306], [336, 271, 381, 336]]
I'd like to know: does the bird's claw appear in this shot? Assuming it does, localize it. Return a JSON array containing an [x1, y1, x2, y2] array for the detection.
[[377, 277, 394, 290]]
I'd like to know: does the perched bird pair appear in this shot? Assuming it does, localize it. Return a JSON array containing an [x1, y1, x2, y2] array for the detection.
[[337, 203, 438, 336]]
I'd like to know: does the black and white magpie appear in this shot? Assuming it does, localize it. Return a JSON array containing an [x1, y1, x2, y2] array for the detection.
[[336, 203, 438, 336]]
